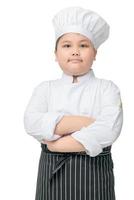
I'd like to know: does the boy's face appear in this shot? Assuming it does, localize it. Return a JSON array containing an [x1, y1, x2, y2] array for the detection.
[[55, 33, 97, 76]]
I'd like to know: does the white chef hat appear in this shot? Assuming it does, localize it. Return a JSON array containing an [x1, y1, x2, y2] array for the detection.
[[52, 7, 110, 49]]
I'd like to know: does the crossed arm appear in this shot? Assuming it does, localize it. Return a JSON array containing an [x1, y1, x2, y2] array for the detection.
[[42, 115, 95, 152]]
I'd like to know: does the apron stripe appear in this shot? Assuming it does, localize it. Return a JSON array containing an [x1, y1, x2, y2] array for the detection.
[[35, 144, 115, 200]]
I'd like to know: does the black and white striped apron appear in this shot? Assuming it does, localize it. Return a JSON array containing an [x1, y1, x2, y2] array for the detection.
[[35, 143, 115, 200]]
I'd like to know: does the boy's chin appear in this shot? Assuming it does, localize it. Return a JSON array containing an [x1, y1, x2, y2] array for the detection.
[[63, 69, 91, 76], [72, 71, 89, 76]]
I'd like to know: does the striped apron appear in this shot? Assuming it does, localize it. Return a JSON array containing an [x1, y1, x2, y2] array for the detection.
[[35, 143, 115, 200]]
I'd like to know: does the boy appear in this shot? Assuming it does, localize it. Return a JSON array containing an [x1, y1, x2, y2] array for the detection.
[[24, 7, 123, 200]]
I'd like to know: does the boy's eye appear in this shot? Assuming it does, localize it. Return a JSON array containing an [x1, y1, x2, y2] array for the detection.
[[80, 44, 89, 48], [62, 43, 90, 48], [62, 44, 71, 48]]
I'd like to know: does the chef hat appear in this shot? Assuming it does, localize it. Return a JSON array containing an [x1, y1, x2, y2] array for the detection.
[[52, 7, 110, 49]]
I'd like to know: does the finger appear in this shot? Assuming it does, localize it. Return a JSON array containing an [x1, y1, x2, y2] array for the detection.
[[42, 140, 48, 144]]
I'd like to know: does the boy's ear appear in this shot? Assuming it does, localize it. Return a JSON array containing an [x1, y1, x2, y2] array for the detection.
[[54, 51, 58, 62], [94, 50, 97, 60]]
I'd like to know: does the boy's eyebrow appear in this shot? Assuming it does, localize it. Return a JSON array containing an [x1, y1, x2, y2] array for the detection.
[[61, 40, 71, 43], [61, 39, 90, 43], [79, 39, 90, 42]]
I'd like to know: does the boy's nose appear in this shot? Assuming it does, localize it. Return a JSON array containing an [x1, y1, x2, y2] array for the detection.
[[72, 49, 80, 56], [72, 52, 80, 56]]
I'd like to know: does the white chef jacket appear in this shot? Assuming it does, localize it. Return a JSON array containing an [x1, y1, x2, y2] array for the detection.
[[23, 69, 123, 156]]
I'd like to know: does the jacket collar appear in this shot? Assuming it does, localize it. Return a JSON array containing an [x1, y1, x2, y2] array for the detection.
[[61, 68, 95, 84]]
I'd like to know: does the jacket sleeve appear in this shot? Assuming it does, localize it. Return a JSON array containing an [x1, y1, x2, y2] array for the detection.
[[23, 81, 64, 142], [71, 80, 123, 157]]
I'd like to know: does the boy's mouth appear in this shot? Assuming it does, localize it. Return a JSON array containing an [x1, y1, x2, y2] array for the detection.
[[68, 59, 83, 62]]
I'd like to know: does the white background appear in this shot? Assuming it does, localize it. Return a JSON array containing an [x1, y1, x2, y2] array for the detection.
[[0, 0, 133, 199]]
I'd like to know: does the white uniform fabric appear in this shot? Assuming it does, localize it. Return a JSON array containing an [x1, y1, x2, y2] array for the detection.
[[52, 7, 110, 49], [23, 69, 123, 156]]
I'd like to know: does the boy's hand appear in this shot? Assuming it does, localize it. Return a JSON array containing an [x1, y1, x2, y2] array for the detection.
[[42, 140, 57, 152]]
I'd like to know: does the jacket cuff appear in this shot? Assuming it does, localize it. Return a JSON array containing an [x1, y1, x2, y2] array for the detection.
[[38, 112, 64, 141], [71, 127, 102, 157]]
